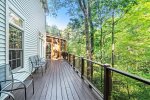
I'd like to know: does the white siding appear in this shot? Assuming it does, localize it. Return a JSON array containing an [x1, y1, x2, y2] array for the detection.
[[0, 0, 6, 65], [7, 0, 46, 80]]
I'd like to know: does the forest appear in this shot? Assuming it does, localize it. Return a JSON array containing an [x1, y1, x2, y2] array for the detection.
[[47, 0, 150, 99]]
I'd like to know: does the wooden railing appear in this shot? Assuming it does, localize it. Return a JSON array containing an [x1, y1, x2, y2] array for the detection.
[[64, 53, 150, 100]]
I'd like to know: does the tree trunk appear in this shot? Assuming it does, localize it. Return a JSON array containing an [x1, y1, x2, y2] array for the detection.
[[77, 0, 91, 80], [84, 15, 90, 59], [88, 0, 94, 81], [112, 9, 115, 68], [100, 25, 103, 63], [84, 14, 91, 80]]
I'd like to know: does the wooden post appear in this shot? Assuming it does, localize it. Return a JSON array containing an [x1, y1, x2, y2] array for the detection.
[[66, 52, 68, 60], [66, 52, 67, 60], [59, 39, 62, 58], [67, 53, 68, 61], [70, 54, 72, 66], [68, 54, 70, 64], [104, 64, 112, 100], [64, 40, 67, 52], [73, 55, 75, 69], [51, 38, 53, 59], [91, 62, 93, 82], [81, 57, 84, 79]]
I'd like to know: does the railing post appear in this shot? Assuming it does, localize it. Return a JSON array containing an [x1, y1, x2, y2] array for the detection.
[[69, 54, 72, 65], [81, 57, 84, 79], [104, 64, 112, 100], [73, 55, 75, 69], [68, 53, 70, 63], [70, 54, 72, 66], [66, 52, 68, 60], [91, 61, 93, 82]]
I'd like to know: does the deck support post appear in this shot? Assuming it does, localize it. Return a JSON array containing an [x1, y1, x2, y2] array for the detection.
[[73, 55, 75, 69], [66, 52, 68, 60], [81, 57, 84, 79], [104, 64, 112, 100], [69, 54, 70, 64], [69, 54, 71, 65], [68, 53, 70, 63]]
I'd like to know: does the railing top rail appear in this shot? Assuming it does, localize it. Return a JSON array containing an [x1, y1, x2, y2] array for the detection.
[[67, 52, 150, 85], [83, 58, 103, 66], [69, 53, 103, 66], [107, 67, 150, 85]]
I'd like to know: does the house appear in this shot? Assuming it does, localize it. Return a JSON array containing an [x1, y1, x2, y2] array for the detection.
[[0, 0, 48, 80]]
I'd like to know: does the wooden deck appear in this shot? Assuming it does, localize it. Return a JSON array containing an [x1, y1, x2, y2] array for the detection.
[[10, 60, 101, 100]]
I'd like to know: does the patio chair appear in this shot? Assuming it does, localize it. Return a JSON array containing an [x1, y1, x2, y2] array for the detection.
[[34, 55, 48, 72], [0, 91, 15, 100], [0, 64, 34, 100], [29, 56, 44, 76]]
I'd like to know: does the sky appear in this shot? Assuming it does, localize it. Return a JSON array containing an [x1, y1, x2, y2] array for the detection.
[[46, 8, 71, 30]]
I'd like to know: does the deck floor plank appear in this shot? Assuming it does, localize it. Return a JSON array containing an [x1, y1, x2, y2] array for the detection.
[[56, 62, 63, 100], [62, 61, 92, 100], [62, 61, 87, 100], [8, 60, 101, 100], [45, 61, 54, 100], [60, 61, 74, 100], [61, 61, 80, 100], [59, 61, 69, 100], [62, 61, 98, 100]]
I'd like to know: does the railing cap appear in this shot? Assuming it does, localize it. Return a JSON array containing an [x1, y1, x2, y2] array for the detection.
[[102, 64, 111, 67]]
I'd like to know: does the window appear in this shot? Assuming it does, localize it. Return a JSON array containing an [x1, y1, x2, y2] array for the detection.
[[9, 9, 24, 70], [9, 25, 23, 69], [9, 9, 23, 28]]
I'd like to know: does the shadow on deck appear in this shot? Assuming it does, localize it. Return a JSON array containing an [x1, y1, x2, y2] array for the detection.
[[9, 60, 101, 100]]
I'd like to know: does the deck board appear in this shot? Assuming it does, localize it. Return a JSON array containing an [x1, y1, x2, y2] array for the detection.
[[8, 60, 101, 100]]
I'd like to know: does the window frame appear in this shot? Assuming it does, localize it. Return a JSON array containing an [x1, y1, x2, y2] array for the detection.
[[9, 25, 24, 71], [9, 9, 24, 29], [6, 2, 25, 72]]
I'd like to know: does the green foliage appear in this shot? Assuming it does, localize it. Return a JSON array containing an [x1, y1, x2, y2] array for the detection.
[[63, 0, 150, 100], [46, 25, 61, 36], [49, 0, 150, 99], [114, 0, 150, 74]]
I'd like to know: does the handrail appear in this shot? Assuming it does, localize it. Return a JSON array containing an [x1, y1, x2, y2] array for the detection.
[[108, 67, 150, 85], [73, 54, 104, 66], [66, 52, 150, 100], [83, 58, 103, 66], [68, 53, 150, 84]]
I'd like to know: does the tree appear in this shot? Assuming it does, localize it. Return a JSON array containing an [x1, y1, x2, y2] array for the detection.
[[48, 0, 96, 80], [46, 25, 61, 36], [48, 0, 150, 99]]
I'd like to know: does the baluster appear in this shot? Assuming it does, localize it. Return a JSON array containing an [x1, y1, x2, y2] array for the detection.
[[68, 53, 70, 63], [91, 61, 93, 82], [73, 55, 75, 69], [81, 57, 84, 79], [67, 53, 68, 61]]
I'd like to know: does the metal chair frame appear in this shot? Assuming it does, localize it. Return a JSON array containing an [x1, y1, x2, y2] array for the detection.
[[34, 55, 48, 72], [0, 64, 34, 100], [29, 56, 44, 76], [0, 91, 15, 100]]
